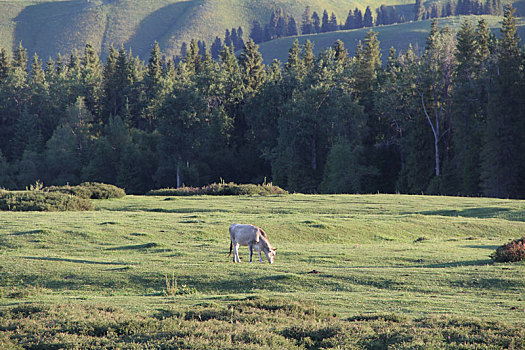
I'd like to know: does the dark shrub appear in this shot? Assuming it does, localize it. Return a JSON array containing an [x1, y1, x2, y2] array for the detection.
[[0, 190, 93, 211], [78, 182, 126, 199], [146, 182, 288, 196], [46, 182, 125, 199], [491, 237, 525, 262], [45, 184, 92, 199]]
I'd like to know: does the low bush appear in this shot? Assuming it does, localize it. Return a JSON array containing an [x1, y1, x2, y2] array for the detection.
[[0, 190, 93, 211], [490, 237, 525, 262], [147, 182, 288, 196], [46, 182, 126, 199]]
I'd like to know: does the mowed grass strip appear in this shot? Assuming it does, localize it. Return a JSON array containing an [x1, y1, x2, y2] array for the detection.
[[0, 194, 524, 347]]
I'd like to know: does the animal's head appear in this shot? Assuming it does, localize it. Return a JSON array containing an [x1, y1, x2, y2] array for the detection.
[[265, 248, 277, 264]]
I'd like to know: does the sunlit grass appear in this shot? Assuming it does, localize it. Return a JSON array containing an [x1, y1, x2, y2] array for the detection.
[[0, 194, 524, 347]]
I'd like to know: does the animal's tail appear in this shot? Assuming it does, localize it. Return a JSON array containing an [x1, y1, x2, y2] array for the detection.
[[228, 241, 232, 257]]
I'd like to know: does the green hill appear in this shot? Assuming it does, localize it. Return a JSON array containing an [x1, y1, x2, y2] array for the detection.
[[0, 0, 414, 60], [0, 0, 524, 61], [258, 15, 525, 63]]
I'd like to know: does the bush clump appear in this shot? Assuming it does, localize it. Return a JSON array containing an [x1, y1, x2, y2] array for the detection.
[[46, 182, 126, 199], [147, 182, 288, 196], [0, 190, 93, 211], [490, 237, 525, 263]]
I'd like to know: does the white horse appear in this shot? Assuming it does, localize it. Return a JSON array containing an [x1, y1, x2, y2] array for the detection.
[[228, 223, 276, 264]]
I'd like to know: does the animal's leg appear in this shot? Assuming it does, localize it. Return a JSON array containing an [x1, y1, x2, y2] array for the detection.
[[258, 251, 263, 263], [249, 245, 253, 263], [233, 243, 241, 263]]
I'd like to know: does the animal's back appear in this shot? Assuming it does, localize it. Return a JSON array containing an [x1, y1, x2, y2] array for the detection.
[[230, 223, 261, 244]]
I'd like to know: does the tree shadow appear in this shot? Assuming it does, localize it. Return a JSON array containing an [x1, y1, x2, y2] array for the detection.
[[23, 256, 128, 266], [101, 206, 225, 214], [417, 207, 524, 222], [123, 1, 197, 58], [9, 230, 45, 236], [14, 1, 99, 60], [419, 259, 493, 268], [106, 243, 159, 251], [462, 245, 500, 250]]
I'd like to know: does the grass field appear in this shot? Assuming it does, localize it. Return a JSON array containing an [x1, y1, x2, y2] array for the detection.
[[0, 194, 524, 348]]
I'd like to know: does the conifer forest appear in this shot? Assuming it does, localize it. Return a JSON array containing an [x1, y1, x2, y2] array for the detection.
[[0, 6, 524, 198]]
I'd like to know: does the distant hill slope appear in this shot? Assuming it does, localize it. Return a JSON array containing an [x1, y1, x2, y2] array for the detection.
[[0, 0, 523, 61], [0, 0, 416, 60], [258, 15, 525, 63]]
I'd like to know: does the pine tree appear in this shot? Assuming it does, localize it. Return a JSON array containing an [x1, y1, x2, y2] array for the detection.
[[224, 29, 232, 47], [344, 9, 355, 30], [211, 36, 223, 59], [414, 0, 425, 20], [451, 20, 484, 195], [276, 16, 288, 38], [329, 12, 338, 31], [285, 39, 305, 81], [364, 7, 374, 27], [333, 40, 349, 66], [376, 7, 383, 26], [301, 40, 315, 70], [301, 6, 313, 34], [354, 8, 364, 28], [321, 10, 330, 32], [180, 42, 188, 57], [287, 16, 298, 36], [238, 39, 266, 93], [481, 5, 523, 198], [0, 48, 10, 80], [312, 11, 321, 33], [250, 20, 264, 44], [13, 42, 28, 72], [185, 39, 202, 74], [81, 43, 103, 119]]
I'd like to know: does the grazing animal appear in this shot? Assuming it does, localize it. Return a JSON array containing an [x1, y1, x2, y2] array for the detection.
[[228, 223, 276, 264]]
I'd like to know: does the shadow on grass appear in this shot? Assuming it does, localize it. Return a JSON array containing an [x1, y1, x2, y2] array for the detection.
[[102, 207, 227, 214], [23, 256, 128, 266], [417, 207, 524, 222], [450, 277, 525, 290], [420, 259, 493, 268], [462, 245, 500, 250], [106, 243, 159, 251], [10, 230, 45, 236]]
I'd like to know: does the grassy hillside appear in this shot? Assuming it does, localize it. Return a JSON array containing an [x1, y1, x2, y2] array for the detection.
[[0, 0, 414, 60], [2, 0, 522, 61], [259, 15, 525, 63], [0, 194, 524, 347]]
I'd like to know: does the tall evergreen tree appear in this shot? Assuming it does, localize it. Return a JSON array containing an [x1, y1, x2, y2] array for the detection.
[[250, 20, 264, 43], [312, 11, 321, 33], [238, 39, 266, 93], [481, 5, 523, 198], [287, 16, 299, 36], [0, 48, 10, 80], [321, 10, 330, 32], [211, 36, 223, 59], [414, 0, 425, 20], [364, 7, 374, 27], [344, 9, 355, 30], [301, 6, 313, 34]]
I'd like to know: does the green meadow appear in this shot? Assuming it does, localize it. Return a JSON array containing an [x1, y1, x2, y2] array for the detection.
[[0, 194, 524, 348]]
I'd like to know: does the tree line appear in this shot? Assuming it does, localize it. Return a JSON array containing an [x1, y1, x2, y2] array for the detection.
[[249, 0, 507, 46], [0, 6, 523, 198]]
